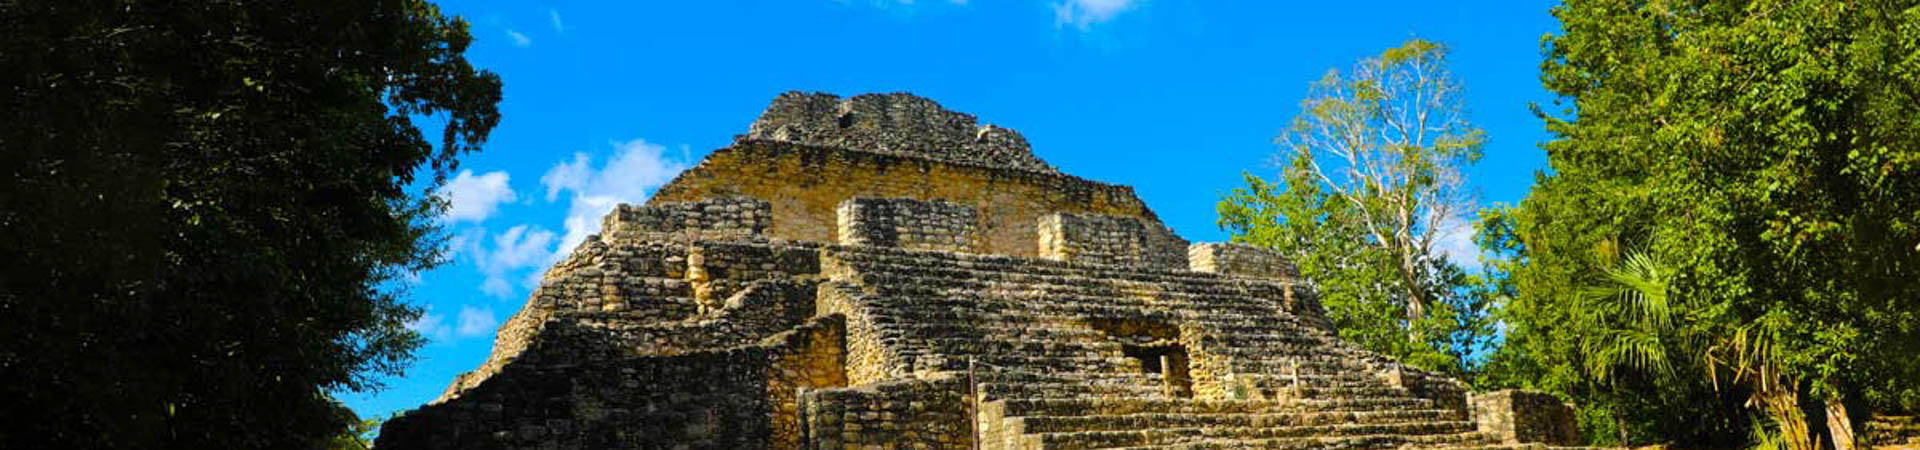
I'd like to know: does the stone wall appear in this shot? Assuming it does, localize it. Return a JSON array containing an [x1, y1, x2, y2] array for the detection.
[[814, 281, 912, 385], [1037, 212, 1190, 270], [800, 374, 972, 450], [836, 197, 980, 253], [378, 333, 777, 449], [577, 279, 819, 356], [379, 314, 849, 450], [687, 241, 821, 313], [599, 196, 770, 244], [1470, 389, 1580, 445], [649, 140, 1164, 259], [1868, 415, 1920, 448], [763, 316, 851, 449], [746, 91, 1056, 173], [1188, 242, 1300, 281]]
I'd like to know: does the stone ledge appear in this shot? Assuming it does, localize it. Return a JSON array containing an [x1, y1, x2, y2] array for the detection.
[[836, 197, 980, 253], [1188, 242, 1301, 281], [1471, 389, 1581, 445], [746, 91, 1058, 174]]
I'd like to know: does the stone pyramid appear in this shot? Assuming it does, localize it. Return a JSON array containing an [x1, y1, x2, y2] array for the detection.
[[376, 91, 1584, 449]]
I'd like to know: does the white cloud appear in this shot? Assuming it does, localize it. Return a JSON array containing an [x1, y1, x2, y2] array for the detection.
[[448, 138, 687, 300], [1430, 211, 1481, 269], [840, 0, 970, 9], [438, 170, 517, 223], [506, 29, 532, 47], [475, 224, 559, 298], [1052, 0, 1142, 30], [539, 153, 592, 202], [542, 139, 689, 262], [548, 9, 565, 33], [456, 305, 498, 338], [407, 309, 452, 342]]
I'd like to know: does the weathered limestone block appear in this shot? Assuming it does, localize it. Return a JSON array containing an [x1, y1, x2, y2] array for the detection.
[[836, 197, 980, 253], [687, 241, 820, 312], [800, 374, 970, 450], [649, 140, 1163, 258], [746, 91, 1057, 173], [599, 196, 770, 244], [379, 336, 778, 450], [1471, 389, 1581, 445], [382, 92, 1584, 450], [763, 316, 851, 449], [1188, 242, 1301, 281], [1037, 212, 1189, 269], [1868, 415, 1920, 448]]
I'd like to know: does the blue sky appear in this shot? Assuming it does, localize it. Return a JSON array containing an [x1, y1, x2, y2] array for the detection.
[[344, 0, 1562, 419]]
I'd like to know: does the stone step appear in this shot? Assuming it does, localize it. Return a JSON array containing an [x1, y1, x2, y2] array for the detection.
[[828, 247, 1249, 284], [1007, 409, 1468, 434], [909, 336, 1125, 356], [1020, 421, 1481, 450], [838, 264, 1293, 308], [1095, 431, 1499, 450], [979, 381, 1171, 399], [995, 398, 1299, 418], [853, 271, 1286, 309], [991, 393, 1437, 420]]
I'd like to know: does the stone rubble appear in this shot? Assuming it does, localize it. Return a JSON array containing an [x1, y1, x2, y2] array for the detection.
[[375, 91, 1584, 450]]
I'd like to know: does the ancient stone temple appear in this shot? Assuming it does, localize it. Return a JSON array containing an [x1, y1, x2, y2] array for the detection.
[[376, 92, 1581, 449]]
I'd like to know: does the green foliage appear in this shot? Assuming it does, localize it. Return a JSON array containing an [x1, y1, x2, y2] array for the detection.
[[1481, 0, 1920, 446], [326, 399, 382, 450], [1220, 39, 1496, 376], [0, 0, 501, 448]]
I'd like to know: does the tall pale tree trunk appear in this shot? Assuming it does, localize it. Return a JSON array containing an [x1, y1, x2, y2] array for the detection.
[[1825, 396, 1856, 450], [1398, 247, 1427, 343], [1756, 379, 1817, 450]]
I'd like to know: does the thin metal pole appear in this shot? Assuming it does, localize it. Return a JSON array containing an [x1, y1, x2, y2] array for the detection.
[[796, 386, 811, 450], [1290, 357, 1301, 399], [968, 356, 979, 450], [1160, 354, 1173, 397]]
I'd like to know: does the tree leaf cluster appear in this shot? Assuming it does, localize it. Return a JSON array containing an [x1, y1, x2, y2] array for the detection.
[[1480, 0, 1920, 446], [1220, 39, 1498, 377], [0, 0, 501, 447]]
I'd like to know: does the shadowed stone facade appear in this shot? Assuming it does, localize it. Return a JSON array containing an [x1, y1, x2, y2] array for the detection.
[[376, 92, 1582, 449]]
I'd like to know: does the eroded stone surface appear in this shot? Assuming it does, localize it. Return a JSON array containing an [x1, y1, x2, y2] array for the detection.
[[746, 91, 1056, 174], [375, 92, 1580, 450]]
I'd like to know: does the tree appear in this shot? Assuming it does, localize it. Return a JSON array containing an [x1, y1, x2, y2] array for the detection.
[[1485, 0, 1920, 448], [1220, 38, 1494, 374], [0, 0, 502, 448]]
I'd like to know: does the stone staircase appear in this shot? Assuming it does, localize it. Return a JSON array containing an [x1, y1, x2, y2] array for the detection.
[[820, 245, 1495, 449], [1870, 415, 1920, 448]]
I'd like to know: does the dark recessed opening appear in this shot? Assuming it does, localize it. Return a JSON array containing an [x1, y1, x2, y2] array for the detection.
[[1096, 318, 1193, 398]]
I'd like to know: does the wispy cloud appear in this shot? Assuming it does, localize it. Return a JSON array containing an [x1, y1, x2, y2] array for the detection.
[[406, 308, 452, 341], [1052, 0, 1143, 30], [548, 9, 565, 33], [1430, 210, 1481, 269], [473, 224, 559, 298], [839, 0, 970, 10], [455, 305, 498, 338], [437, 170, 517, 223], [407, 305, 497, 342], [506, 29, 532, 48], [541, 139, 690, 262]]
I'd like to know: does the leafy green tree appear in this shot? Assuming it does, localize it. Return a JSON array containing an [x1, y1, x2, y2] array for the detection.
[[0, 0, 501, 448], [1220, 39, 1495, 375], [1483, 0, 1920, 447]]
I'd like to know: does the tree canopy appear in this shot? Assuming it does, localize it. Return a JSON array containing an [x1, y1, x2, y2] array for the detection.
[[0, 0, 501, 447], [1220, 39, 1497, 376], [1479, 0, 1920, 447]]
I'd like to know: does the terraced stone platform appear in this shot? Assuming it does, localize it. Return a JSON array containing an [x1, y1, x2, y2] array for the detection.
[[375, 92, 1582, 449]]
